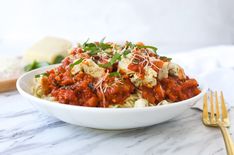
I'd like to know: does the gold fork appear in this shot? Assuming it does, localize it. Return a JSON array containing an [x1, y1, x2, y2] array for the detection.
[[203, 91, 234, 155]]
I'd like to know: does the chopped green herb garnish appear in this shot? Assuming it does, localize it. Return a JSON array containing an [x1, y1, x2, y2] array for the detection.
[[83, 38, 90, 47], [70, 58, 83, 68], [83, 43, 100, 56], [99, 43, 111, 50], [88, 50, 99, 56], [126, 42, 135, 49], [53, 55, 65, 64], [24, 55, 64, 72], [98, 63, 111, 68], [83, 38, 112, 56], [109, 72, 121, 77], [123, 50, 131, 58], [24, 61, 41, 72], [35, 72, 48, 78], [84, 43, 99, 51], [137, 45, 158, 54], [160, 56, 172, 62], [99, 53, 122, 68], [99, 37, 112, 50], [24, 61, 50, 72], [110, 53, 121, 64]]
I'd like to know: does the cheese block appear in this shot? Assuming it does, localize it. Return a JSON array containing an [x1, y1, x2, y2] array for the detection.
[[23, 36, 72, 64]]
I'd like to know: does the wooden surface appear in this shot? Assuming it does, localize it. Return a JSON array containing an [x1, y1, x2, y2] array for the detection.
[[0, 78, 17, 92]]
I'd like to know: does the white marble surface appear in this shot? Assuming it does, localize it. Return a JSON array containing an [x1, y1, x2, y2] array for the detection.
[[0, 91, 233, 155], [1, 46, 234, 155]]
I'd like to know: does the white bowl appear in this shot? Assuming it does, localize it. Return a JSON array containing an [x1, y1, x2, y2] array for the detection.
[[17, 65, 206, 130]]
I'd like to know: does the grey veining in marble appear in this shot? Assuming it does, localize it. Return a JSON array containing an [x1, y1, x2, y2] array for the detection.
[[0, 90, 233, 155]]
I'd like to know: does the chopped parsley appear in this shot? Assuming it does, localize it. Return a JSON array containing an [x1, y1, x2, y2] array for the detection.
[[109, 72, 121, 77], [136, 45, 158, 54], [125, 41, 158, 54], [24, 61, 50, 72], [53, 55, 65, 64], [110, 53, 122, 64], [35, 72, 48, 78], [125, 42, 135, 49], [88, 50, 100, 56], [99, 43, 112, 50], [83, 38, 90, 47], [70, 58, 84, 68], [123, 50, 131, 58], [99, 53, 122, 68], [83, 43, 99, 53], [160, 56, 172, 62], [24, 55, 64, 72], [99, 37, 111, 50], [83, 38, 112, 56]]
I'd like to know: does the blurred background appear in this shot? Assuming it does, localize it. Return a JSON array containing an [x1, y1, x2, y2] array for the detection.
[[0, 0, 234, 56]]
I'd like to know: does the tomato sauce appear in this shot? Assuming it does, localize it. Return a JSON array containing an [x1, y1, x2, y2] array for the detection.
[[41, 64, 200, 107], [97, 77, 135, 107], [41, 63, 135, 107], [141, 76, 200, 104], [39, 44, 200, 107]]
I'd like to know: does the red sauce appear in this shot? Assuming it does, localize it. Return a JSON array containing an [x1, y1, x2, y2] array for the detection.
[[160, 76, 200, 102], [41, 63, 135, 107], [128, 63, 145, 79], [140, 76, 200, 104], [41, 63, 200, 107], [40, 49, 200, 107], [41, 64, 99, 107], [97, 77, 135, 107]]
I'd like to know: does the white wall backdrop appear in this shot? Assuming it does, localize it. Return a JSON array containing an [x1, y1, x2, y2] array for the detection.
[[0, 0, 234, 55]]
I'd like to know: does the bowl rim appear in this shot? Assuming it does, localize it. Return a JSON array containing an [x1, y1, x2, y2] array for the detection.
[[16, 65, 207, 112]]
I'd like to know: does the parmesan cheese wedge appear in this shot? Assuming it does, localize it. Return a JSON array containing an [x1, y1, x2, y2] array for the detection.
[[23, 36, 72, 64]]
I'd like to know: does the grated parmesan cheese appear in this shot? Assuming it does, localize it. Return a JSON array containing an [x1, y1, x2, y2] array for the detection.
[[0, 57, 24, 80]]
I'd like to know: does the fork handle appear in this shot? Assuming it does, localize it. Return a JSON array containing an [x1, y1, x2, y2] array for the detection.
[[219, 125, 234, 155]]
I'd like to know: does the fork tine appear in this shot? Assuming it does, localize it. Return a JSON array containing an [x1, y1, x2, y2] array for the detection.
[[210, 91, 215, 124], [203, 93, 209, 124], [202, 91, 234, 154], [215, 91, 220, 121], [221, 91, 228, 122]]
